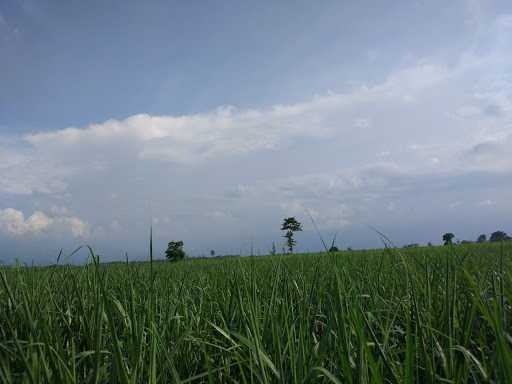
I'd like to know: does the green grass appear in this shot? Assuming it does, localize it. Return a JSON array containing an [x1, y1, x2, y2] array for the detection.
[[1, 242, 511, 383]]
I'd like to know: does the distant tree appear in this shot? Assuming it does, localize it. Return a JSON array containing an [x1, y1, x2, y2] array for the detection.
[[427, 242, 433, 247], [442, 233, 455, 246], [270, 242, 277, 256], [329, 233, 339, 253], [281, 217, 302, 253], [460, 240, 473, 245], [490, 231, 511, 242], [476, 234, 487, 243], [165, 241, 185, 262], [210, 249, 215, 257]]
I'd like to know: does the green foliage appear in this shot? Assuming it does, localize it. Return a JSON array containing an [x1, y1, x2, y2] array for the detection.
[[281, 217, 302, 253], [1, 242, 511, 382], [165, 240, 185, 261], [442, 232, 455, 245], [477, 233, 487, 243], [490, 230, 511, 242], [328, 233, 339, 253]]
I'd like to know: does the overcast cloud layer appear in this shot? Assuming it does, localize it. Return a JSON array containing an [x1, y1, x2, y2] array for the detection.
[[1, 1, 512, 263]]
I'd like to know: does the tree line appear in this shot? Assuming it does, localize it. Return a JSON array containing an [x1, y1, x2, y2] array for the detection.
[[442, 230, 511, 245], [164, 219, 511, 261]]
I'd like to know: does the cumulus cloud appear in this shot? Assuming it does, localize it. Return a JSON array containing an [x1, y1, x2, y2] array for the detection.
[[0, 209, 52, 236], [0, 208, 90, 238], [24, 107, 305, 164]]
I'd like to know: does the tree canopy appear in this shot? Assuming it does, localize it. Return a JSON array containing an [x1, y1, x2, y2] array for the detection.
[[489, 231, 511, 242], [476, 234, 487, 243], [442, 233, 455, 246], [281, 217, 302, 253], [165, 240, 186, 262]]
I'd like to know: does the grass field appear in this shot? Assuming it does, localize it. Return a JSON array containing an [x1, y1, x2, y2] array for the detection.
[[1, 242, 511, 383]]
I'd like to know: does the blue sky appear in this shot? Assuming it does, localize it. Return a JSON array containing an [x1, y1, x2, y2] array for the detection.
[[1, 0, 512, 263]]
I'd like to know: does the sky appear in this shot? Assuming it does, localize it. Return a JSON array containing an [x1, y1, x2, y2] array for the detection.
[[1, 0, 512, 263]]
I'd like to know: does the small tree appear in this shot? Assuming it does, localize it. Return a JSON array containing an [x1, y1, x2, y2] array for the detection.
[[270, 242, 277, 256], [329, 233, 339, 252], [210, 249, 215, 257], [442, 233, 455, 246], [490, 231, 511, 242], [477, 234, 487, 243], [281, 217, 302, 253], [165, 240, 185, 262]]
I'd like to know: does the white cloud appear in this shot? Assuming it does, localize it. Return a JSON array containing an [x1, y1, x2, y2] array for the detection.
[[65, 217, 90, 238], [24, 108, 294, 164], [12, 59, 483, 171], [0, 145, 69, 195], [0, 208, 90, 238], [1, 24, 508, 199], [0, 209, 52, 236]]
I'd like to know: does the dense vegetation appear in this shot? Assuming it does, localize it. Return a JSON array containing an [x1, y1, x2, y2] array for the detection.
[[1, 242, 511, 383]]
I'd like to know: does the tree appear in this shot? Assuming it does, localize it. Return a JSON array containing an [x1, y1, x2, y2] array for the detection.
[[165, 240, 185, 262], [281, 217, 302, 253], [329, 233, 339, 253], [210, 249, 215, 257], [489, 231, 511, 242], [477, 234, 487, 243], [270, 242, 277, 256], [442, 233, 455, 246]]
